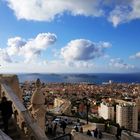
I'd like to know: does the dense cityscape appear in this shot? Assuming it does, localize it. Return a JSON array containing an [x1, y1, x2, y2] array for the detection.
[[1, 0, 140, 140], [20, 77, 140, 140], [0, 74, 139, 140]]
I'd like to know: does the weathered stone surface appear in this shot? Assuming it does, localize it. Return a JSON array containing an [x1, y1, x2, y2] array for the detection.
[[0, 74, 22, 100], [1, 78, 48, 140], [31, 78, 45, 105], [30, 79, 46, 131]]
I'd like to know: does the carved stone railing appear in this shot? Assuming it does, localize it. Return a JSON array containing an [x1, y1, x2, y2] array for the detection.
[[0, 82, 48, 140]]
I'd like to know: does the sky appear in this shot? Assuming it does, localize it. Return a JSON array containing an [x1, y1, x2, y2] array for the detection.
[[0, 0, 140, 73]]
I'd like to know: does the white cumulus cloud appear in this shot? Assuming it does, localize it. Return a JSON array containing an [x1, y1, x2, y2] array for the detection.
[[6, 0, 103, 21], [7, 37, 26, 56], [130, 52, 140, 59], [108, 6, 131, 27], [5, 0, 140, 26], [108, 0, 140, 27], [61, 39, 111, 61], [109, 58, 134, 69], [2, 33, 57, 63], [0, 48, 12, 63]]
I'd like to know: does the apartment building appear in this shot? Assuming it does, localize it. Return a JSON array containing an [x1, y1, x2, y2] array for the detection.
[[98, 102, 114, 121], [116, 103, 138, 132]]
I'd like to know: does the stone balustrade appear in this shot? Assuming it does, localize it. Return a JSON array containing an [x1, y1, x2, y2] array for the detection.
[[0, 76, 48, 140]]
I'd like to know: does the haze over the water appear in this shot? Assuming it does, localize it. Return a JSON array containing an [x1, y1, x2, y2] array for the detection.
[[0, 0, 140, 73]]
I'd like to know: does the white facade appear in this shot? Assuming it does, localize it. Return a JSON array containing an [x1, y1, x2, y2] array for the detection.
[[116, 103, 138, 132], [54, 98, 64, 108], [98, 102, 114, 121]]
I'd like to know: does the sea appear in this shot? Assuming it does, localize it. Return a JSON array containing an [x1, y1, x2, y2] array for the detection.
[[18, 73, 140, 85]]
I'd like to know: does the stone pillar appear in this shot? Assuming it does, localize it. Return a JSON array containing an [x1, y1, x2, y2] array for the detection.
[[30, 79, 46, 131], [1, 75, 23, 100]]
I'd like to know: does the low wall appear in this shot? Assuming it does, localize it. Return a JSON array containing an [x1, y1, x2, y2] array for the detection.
[[130, 132, 140, 139], [82, 123, 105, 132], [121, 131, 135, 140], [71, 131, 96, 140], [71, 131, 115, 140]]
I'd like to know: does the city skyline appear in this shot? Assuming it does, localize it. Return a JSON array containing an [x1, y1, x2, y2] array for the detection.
[[0, 0, 140, 73]]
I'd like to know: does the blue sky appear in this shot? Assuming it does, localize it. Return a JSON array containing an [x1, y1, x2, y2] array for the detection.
[[0, 0, 140, 73]]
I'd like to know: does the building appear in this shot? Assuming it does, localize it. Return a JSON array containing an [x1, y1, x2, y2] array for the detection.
[[136, 97, 140, 113], [54, 98, 64, 108], [116, 103, 138, 132], [136, 97, 140, 130], [98, 102, 114, 121]]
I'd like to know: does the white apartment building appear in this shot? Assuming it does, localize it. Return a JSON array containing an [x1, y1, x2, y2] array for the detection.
[[98, 102, 114, 121], [116, 103, 138, 132]]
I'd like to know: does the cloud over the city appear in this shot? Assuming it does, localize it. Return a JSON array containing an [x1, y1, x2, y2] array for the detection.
[[5, 0, 140, 26], [1, 33, 57, 63], [61, 39, 111, 61], [108, 0, 140, 27], [6, 0, 103, 21], [109, 58, 134, 69], [7, 37, 26, 56], [0, 48, 12, 63], [130, 52, 140, 59]]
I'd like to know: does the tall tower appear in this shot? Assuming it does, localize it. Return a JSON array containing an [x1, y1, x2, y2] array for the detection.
[[116, 103, 138, 132]]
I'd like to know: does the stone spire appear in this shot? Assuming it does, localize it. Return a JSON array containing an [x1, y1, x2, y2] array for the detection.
[[30, 78, 46, 131], [31, 78, 45, 105]]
